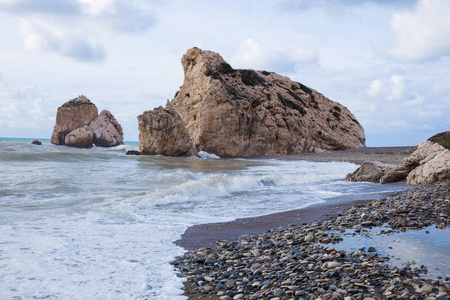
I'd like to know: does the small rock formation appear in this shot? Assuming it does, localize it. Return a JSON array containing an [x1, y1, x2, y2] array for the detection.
[[126, 150, 141, 155], [347, 139, 450, 185], [137, 102, 197, 156], [90, 110, 124, 147], [31, 139, 42, 145], [345, 161, 395, 183], [138, 48, 365, 157], [64, 125, 94, 148], [51, 95, 124, 148]]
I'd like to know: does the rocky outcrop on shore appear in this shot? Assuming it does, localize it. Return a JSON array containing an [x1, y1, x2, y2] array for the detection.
[[174, 182, 450, 299], [51, 96, 124, 148], [138, 48, 365, 157], [347, 140, 450, 185]]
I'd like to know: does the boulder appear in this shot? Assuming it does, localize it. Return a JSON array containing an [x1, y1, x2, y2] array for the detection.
[[90, 110, 124, 147], [139, 47, 365, 157], [407, 150, 450, 185], [401, 141, 443, 169], [137, 102, 197, 156], [64, 126, 94, 148], [345, 161, 395, 183], [51, 95, 98, 145], [380, 164, 411, 184], [31, 139, 42, 145]]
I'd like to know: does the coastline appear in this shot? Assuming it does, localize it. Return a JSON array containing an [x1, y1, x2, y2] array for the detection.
[[174, 146, 428, 299]]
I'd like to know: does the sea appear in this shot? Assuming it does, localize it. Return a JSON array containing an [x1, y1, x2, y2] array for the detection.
[[0, 138, 408, 299]]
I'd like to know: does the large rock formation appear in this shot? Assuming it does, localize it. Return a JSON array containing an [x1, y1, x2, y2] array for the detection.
[[51, 96, 98, 145], [138, 48, 365, 157], [138, 102, 197, 156], [90, 110, 124, 147], [347, 140, 450, 185], [51, 96, 124, 148]]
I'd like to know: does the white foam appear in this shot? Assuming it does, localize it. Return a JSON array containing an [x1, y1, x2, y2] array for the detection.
[[1, 141, 406, 299]]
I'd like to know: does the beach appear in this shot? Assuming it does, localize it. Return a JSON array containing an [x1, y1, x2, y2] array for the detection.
[[174, 147, 450, 300]]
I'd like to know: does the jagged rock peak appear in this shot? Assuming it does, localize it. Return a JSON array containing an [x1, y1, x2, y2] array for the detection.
[[138, 47, 365, 157]]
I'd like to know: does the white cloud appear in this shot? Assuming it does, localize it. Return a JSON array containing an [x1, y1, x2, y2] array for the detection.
[[0, 76, 56, 129], [390, 0, 450, 61], [405, 94, 424, 106], [366, 75, 405, 101], [231, 38, 318, 73], [18, 19, 107, 62]]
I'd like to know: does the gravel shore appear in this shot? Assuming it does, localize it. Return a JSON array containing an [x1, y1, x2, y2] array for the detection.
[[172, 147, 450, 299], [173, 181, 450, 300]]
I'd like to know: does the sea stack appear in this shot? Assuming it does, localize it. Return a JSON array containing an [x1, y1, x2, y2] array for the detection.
[[138, 47, 365, 157], [51, 95, 124, 148]]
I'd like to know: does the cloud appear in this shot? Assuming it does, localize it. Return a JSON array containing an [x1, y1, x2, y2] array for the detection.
[[79, 0, 157, 33], [366, 75, 405, 101], [390, 0, 450, 61], [231, 38, 318, 73], [0, 76, 56, 129], [0, 0, 80, 15], [278, 0, 416, 11], [1, 0, 156, 62], [19, 20, 107, 62]]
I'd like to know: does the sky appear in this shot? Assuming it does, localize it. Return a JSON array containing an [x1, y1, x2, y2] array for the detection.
[[0, 0, 449, 146]]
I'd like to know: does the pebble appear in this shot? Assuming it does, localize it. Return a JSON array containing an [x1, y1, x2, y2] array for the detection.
[[173, 182, 450, 299]]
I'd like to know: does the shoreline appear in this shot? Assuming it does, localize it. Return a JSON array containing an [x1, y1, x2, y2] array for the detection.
[[174, 181, 450, 300], [174, 146, 422, 299]]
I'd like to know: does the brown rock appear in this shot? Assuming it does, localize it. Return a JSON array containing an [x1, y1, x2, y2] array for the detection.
[[51, 95, 98, 145], [90, 110, 124, 147], [149, 47, 365, 157], [407, 149, 450, 185], [137, 102, 197, 156], [345, 161, 395, 183], [64, 126, 94, 148]]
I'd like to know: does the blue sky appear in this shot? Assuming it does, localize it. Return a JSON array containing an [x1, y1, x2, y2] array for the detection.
[[0, 0, 449, 146]]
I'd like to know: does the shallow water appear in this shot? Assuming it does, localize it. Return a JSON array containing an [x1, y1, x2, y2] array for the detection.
[[0, 138, 408, 299], [331, 225, 450, 280]]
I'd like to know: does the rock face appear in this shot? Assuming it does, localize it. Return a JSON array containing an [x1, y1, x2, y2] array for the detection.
[[138, 48, 365, 157], [51, 96, 98, 146], [407, 149, 450, 185], [90, 110, 124, 147], [345, 161, 395, 183], [347, 140, 450, 185], [137, 102, 197, 156], [51, 96, 124, 148], [64, 125, 94, 148]]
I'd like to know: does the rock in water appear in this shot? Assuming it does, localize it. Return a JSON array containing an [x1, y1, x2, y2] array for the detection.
[[31, 140, 42, 145], [137, 102, 197, 156], [51, 96, 98, 145], [51, 95, 124, 148], [138, 48, 365, 157], [64, 126, 94, 148], [90, 110, 124, 147]]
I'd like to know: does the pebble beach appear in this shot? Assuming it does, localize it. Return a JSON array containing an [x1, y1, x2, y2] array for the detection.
[[173, 148, 450, 300]]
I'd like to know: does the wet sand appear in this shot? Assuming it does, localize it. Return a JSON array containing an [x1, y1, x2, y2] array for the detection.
[[174, 146, 415, 299]]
